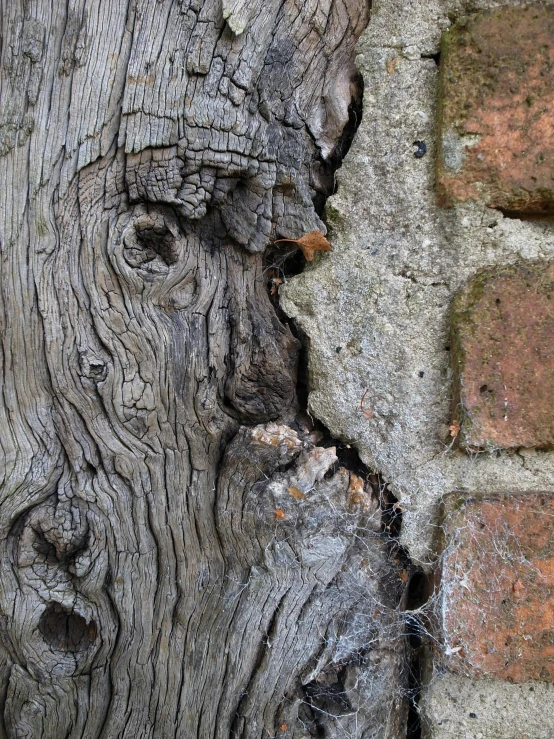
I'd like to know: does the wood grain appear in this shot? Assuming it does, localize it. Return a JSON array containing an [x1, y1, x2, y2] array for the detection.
[[0, 1, 409, 736]]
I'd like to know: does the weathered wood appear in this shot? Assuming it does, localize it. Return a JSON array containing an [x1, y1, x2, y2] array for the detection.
[[0, 1, 409, 736]]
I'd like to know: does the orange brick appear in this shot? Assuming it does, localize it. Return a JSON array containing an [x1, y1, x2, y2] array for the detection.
[[452, 261, 554, 450], [437, 6, 554, 213], [440, 494, 554, 683]]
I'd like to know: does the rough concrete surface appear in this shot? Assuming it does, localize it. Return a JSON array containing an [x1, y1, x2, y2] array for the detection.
[[421, 672, 554, 738], [280, 0, 554, 736]]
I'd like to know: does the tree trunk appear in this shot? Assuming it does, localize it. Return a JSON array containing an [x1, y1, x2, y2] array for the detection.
[[0, 1, 409, 736]]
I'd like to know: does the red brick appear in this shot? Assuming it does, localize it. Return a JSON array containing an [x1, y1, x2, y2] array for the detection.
[[440, 494, 554, 683], [437, 6, 554, 213], [452, 261, 554, 450]]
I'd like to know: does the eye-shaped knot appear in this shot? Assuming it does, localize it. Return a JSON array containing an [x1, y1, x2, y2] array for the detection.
[[38, 602, 97, 654], [122, 214, 179, 274]]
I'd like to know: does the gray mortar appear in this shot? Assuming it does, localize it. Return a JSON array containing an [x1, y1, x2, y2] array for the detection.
[[280, 0, 554, 735]]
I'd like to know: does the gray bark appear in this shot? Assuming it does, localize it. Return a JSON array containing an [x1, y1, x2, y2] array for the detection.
[[0, 1, 409, 736]]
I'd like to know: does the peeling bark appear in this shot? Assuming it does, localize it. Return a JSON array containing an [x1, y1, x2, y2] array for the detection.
[[0, 1, 408, 736]]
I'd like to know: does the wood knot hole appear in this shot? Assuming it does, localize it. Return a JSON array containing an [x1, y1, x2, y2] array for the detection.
[[123, 214, 178, 273], [38, 602, 97, 653]]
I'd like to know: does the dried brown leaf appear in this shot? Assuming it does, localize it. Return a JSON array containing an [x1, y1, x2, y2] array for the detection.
[[275, 230, 332, 261], [288, 485, 306, 500], [386, 55, 400, 75], [449, 419, 460, 438]]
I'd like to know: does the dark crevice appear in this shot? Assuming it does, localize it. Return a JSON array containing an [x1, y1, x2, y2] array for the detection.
[[380, 486, 403, 539], [405, 606, 425, 737], [405, 570, 435, 739], [263, 242, 306, 316], [421, 51, 441, 65], [312, 71, 365, 219], [259, 43, 430, 736], [497, 208, 554, 223], [324, 73, 364, 173], [406, 650, 422, 739]]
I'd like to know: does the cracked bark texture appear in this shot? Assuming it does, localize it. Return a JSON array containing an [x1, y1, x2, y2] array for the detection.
[[0, 1, 409, 737]]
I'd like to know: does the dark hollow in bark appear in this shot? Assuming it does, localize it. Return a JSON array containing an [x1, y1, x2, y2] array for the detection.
[[0, 1, 409, 736]]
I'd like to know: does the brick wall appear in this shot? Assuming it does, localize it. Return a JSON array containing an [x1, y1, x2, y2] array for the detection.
[[435, 8, 554, 729]]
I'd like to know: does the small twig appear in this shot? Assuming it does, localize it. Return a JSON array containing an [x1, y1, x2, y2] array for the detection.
[[360, 389, 374, 419]]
